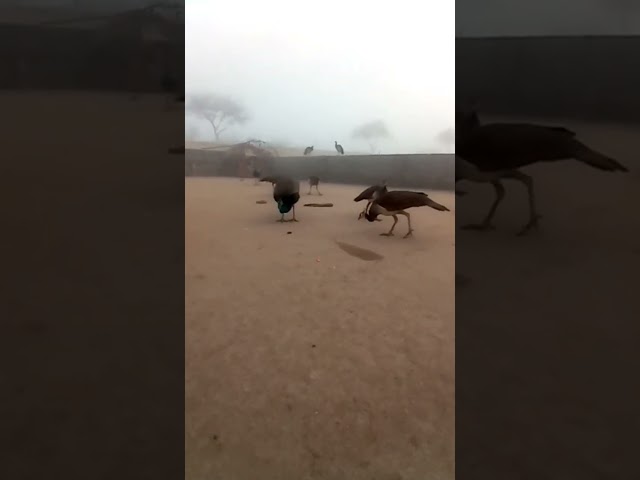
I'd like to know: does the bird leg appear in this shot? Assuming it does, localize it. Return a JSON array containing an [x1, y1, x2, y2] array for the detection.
[[278, 213, 285, 222], [400, 212, 413, 238], [461, 180, 505, 231], [380, 215, 398, 236], [308, 187, 312, 195], [506, 171, 541, 236], [290, 205, 299, 222], [316, 186, 322, 196]]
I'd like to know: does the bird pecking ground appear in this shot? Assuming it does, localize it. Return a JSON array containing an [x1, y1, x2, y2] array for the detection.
[[185, 177, 455, 480]]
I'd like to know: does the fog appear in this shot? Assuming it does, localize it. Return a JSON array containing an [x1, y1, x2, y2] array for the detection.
[[185, 0, 454, 154]]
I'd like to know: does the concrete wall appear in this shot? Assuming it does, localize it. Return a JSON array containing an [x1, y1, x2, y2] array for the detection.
[[456, 36, 640, 122], [185, 149, 455, 191]]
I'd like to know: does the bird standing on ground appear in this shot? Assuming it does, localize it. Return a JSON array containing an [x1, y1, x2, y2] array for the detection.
[[304, 146, 314, 155], [365, 191, 449, 238], [354, 181, 388, 220], [335, 141, 344, 155], [273, 177, 301, 222], [308, 176, 322, 195], [455, 110, 628, 236]]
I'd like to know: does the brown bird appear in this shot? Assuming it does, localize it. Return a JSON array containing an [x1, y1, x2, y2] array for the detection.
[[354, 181, 388, 220], [365, 191, 450, 238], [456, 110, 628, 235], [308, 176, 322, 195]]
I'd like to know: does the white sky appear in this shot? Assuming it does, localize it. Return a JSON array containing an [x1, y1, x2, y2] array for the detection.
[[185, 0, 455, 153]]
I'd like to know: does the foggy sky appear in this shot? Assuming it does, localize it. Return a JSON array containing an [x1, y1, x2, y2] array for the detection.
[[185, 0, 455, 154]]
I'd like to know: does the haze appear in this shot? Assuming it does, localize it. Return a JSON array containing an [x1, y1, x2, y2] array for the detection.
[[185, 0, 455, 153]]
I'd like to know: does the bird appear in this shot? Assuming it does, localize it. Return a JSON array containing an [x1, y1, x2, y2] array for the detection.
[[335, 141, 344, 155], [308, 176, 322, 195], [304, 146, 314, 155], [456, 110, 629, 236], [273, 176, 301, 222], [365, 191, 450, 238], [354, 181, 388, 220]]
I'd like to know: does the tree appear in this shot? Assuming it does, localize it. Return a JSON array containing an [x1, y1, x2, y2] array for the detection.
[[186, 94, 249, 141], [352, 120, 390, 153]]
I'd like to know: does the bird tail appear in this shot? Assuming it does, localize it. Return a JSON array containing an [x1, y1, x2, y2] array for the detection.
[[571, 140, 629, 172], [424, 197, 450, 212]]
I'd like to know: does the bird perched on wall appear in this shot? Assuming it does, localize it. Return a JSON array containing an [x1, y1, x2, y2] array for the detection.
[[365, 191, 449, 238], [455, 110, 629, 236], [335, 141, 344, 155], [308, 176, 322, 195], [304, 146, 314, 155], [354, 181, 388, 220], [273, 176, 301, 222]]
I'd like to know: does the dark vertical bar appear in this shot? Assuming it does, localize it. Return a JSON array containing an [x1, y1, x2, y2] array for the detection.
[[456, 1, 640, 478]]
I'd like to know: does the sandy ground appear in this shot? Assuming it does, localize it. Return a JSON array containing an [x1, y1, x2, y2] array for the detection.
[[185, 178, 455, 479], [455, 116, 640, 476]]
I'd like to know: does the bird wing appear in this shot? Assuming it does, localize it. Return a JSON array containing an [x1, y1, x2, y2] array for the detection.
[[457, 123, 578, 170], [376, 191, 450, 212], [354, 185, 379, 202], [274, 177, 299, 198]]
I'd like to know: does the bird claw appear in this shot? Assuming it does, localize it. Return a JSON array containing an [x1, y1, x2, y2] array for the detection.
[[516, 215, 542, 236], [461, 223, 496, 231], [380, 232, 394, 237], [403, 231, 414, 238]]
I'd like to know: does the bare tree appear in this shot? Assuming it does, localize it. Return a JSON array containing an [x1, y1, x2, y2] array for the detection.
[[352, 120, 390, 153], [186, 94, 249, 141]]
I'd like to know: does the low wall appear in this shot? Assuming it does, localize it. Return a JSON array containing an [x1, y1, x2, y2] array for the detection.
[[185, 150, 455, 191]]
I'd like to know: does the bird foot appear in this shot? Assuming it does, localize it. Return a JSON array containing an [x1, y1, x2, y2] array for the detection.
[[291, 219, 299, 222], [516, 215, 542, 237], [461, 223, 496, 232], [403, 230, 414, 239], [380, 232, 395, 237]]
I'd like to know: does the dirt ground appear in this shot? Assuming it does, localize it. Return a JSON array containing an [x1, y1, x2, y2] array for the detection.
[[455, 116, 640, 476], [185, 178, 455, 479]]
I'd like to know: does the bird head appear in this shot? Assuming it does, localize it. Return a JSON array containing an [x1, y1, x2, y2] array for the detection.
[[277, 200, 292, 214], [364, 210, 378, 222]]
